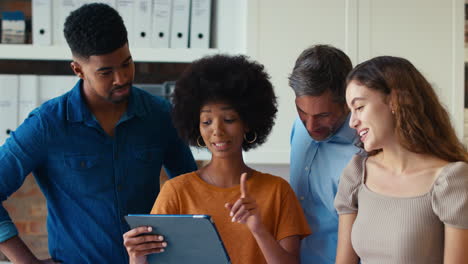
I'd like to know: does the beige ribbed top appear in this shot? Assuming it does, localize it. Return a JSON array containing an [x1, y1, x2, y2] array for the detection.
[[334, 154, 468, 264]]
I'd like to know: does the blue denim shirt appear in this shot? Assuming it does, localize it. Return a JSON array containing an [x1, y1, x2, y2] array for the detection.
[[0, 80, 197, 263], [290, 115, 358, 264]]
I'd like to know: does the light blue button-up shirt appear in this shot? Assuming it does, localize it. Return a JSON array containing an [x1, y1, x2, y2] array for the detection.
[[290, 115, 358, 264]]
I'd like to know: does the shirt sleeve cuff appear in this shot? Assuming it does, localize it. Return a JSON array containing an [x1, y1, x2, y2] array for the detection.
[[0, 220, 18, 243]]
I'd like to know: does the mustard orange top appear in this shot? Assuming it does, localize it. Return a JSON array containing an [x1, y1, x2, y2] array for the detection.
[[151, 170, 311, 264]]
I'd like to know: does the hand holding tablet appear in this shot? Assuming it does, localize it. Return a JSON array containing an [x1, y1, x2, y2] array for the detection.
[[124, 215, 231, 264], [123, 225, 167, 264]]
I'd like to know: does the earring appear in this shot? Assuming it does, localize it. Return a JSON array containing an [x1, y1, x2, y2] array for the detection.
[[391, 110, 395, 115], [244, 132, 257, 144], [197, 136, 206, 147]]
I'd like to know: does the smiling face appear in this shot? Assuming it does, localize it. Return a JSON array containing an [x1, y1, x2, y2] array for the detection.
[[71, 43, 135, 105], [199, 102, 247, 159], [295, 91, 348, 141], [346, 80, 396, 152]]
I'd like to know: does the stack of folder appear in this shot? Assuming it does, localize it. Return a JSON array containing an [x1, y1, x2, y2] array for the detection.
[[0, 74, 78, 145], [30, 0, 212, 49]]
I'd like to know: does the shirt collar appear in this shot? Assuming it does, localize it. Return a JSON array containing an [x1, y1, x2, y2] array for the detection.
[[67, 79, 148, 122], [66, 79, 89, 122], [125, 86, 148, 119]]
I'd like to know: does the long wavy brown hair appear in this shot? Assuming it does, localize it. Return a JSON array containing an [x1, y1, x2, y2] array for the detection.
[[347, 56, 468, 162]]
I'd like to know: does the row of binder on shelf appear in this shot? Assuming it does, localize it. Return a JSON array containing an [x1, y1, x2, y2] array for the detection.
[[0, 74, 177, 145], [32, 0, 211, 49], [0, 74, 78, 145]]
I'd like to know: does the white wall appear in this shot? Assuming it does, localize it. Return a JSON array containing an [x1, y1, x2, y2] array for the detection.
[[243, 0, 350, 164], [248, 163, 290, 182]]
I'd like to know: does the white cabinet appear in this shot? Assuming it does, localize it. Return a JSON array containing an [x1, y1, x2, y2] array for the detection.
[[351, 0, 464, 138], [243, 0, 464, 164]]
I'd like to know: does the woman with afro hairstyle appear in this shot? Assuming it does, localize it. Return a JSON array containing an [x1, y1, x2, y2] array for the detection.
[[124, 55, 311, 264]]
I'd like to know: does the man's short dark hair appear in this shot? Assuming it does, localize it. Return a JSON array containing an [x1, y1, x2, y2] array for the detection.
[[288, 45, 352, 103], [172, 54, 278, 151], [64, 3, 128, 59]]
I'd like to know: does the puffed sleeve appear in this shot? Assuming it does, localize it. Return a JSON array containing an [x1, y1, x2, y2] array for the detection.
[[334, 154, 365, 214], [432, 161, 468, 229]]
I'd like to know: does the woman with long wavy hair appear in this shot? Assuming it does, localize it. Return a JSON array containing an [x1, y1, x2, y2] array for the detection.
[[334, 56, 468, 264]]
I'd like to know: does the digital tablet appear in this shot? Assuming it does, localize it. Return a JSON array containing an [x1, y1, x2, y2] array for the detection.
[[125, 214, 231, 264]]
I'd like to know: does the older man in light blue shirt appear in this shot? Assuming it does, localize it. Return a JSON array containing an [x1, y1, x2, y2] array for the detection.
[[288, 45, 359, 263]]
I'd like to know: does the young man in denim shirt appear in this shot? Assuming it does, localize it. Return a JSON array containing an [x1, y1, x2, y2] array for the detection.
[[0, 4, 196, 263]]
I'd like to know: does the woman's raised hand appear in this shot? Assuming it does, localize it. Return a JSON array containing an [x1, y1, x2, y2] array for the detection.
[[225, 173, 264, 234]]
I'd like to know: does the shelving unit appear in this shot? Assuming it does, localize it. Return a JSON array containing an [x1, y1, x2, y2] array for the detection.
[[0, 0, 254, 63], [0, 44, 221, 62], [0, 0, 258, 162]]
